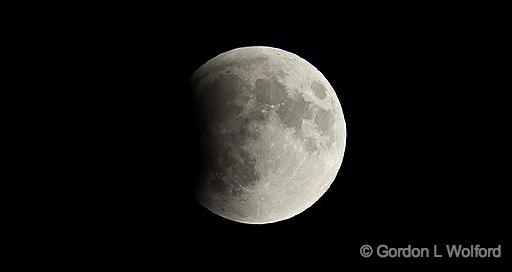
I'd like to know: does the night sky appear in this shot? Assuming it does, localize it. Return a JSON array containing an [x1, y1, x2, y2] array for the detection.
[[54, 4, 508, 267]]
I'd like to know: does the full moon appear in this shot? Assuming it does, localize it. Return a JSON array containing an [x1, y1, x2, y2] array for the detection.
[[191, 46, 346, 224]]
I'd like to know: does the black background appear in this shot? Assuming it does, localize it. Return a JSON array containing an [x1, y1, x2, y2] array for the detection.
[[42, 4, 509, 267]]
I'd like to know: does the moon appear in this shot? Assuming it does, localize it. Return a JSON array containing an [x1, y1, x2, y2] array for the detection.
[[190, 46, 346, 224]]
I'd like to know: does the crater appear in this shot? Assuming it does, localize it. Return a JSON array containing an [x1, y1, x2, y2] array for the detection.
[[311, 81, 327, 99], [254, 78, 288, 105], [304, 137, 318, 153], [231, 186, 244, 197], [276, 69, 289, 78]]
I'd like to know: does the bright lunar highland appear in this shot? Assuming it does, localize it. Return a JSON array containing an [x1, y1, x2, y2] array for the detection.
[[191, 46, 346, 224]]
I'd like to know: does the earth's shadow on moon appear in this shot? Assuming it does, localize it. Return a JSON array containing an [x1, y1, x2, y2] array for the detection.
[[181, 73, 220, 223]]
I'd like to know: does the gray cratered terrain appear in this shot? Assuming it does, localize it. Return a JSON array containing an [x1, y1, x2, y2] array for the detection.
[[191, 46, 346, 224]]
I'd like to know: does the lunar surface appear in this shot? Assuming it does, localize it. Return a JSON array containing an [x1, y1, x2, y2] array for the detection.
[[191, 46, 346, 224]]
